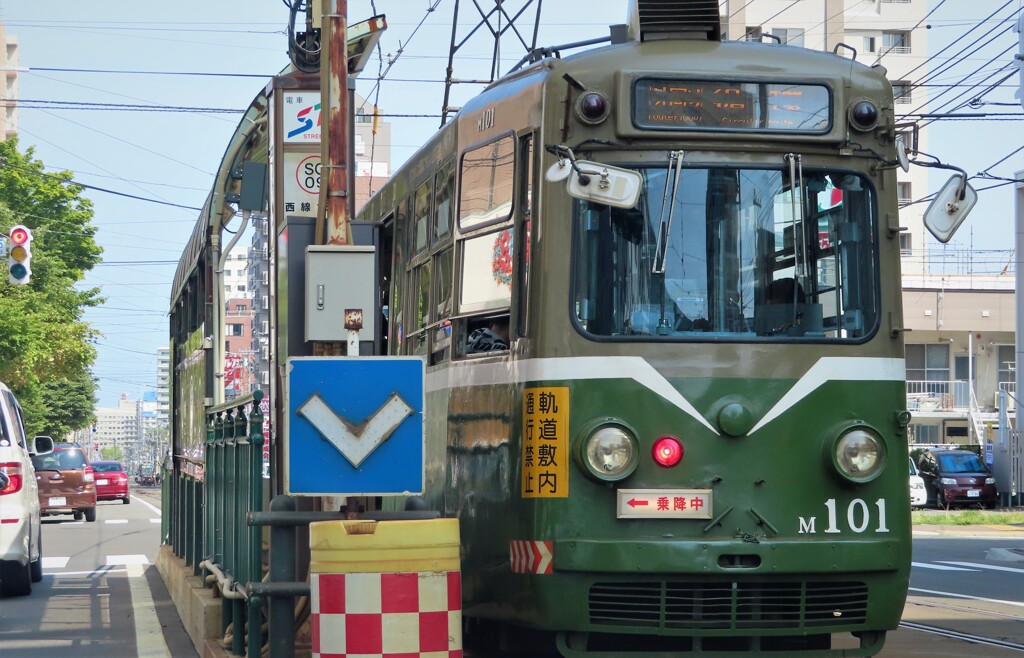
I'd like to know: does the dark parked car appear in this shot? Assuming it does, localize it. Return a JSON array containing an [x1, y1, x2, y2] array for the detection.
[[917, 449, 997, 509], [92, 460, 130, 504], [31, 443, 97, 522]]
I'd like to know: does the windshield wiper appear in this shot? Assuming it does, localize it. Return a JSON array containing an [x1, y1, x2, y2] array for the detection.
[[652, 151, 684, 275]]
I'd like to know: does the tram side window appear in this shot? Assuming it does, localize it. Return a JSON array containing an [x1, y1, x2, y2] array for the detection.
[[430, 248, 454, 364], [433, 163, 454, 244], [405, 263, 431, 356], [413, 181, 431, 254], [459, 135, 515, 229]]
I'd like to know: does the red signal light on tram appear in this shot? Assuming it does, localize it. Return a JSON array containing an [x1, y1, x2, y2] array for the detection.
[[652, 436, 683, 468]]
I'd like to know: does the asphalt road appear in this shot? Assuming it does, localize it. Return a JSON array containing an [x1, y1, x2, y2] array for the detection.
[[0, 485, 195, 658]]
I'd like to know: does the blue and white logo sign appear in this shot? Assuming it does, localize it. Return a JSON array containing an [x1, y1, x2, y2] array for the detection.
[[285, 357, 424, 496]]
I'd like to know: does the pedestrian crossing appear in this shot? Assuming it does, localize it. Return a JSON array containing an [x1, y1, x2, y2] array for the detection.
[[913, 561, 1024, 573], [42, 553, 149, 571]]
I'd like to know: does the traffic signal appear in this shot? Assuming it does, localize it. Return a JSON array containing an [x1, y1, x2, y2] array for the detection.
[[8, 224, 32, 285]]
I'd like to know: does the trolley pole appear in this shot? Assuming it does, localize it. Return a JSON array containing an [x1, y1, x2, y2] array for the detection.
[[318, 0, 350, 246]]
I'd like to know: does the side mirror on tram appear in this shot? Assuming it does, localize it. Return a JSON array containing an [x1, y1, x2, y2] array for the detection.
[[564, 161, 643, 209], [923, 174, 977, 244]]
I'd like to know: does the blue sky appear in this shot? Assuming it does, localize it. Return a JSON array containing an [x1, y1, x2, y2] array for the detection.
[[0, 1, 1019, 408]]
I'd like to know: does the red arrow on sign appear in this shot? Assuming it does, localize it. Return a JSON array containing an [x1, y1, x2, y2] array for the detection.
[[627, 498, 649, 508]]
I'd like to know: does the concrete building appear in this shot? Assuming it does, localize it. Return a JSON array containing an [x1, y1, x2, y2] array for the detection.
[[156, 346, 170, 424], [0, 23, 19, 138], [93, 394, 144, 458], [225, 297, 256, 400], [902, 273, 1016, 445]]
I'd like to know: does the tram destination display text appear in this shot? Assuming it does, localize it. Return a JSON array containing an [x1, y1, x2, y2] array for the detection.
[[633, 79, 831, 133]]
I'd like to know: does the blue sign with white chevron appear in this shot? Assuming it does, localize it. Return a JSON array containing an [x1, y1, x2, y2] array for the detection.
[[285, 356, 424, 496]]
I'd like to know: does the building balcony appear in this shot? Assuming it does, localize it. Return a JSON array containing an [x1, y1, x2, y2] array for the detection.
[[907, 380, 969, 417]]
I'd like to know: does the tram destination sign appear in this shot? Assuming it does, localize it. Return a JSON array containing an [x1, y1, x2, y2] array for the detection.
[[633, 79, 831, 134]]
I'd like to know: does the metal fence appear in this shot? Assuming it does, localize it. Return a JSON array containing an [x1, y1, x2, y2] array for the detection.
[[165, 390, 266, 657]]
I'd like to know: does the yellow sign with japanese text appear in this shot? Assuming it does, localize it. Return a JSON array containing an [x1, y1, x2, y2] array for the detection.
[[521, 387, 569, 498]]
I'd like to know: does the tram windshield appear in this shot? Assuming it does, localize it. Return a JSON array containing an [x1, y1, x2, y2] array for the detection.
[[573, 165, 878, 341]]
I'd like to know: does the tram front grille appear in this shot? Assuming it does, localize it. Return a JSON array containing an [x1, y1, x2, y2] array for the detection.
[[589, 580, 868, 630]]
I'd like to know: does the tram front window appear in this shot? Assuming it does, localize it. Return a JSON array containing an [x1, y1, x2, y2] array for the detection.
[[573, 165, 878, 341]]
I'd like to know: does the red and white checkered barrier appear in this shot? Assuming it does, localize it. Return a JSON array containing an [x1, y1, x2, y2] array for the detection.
[[312, 571, 462, 658]]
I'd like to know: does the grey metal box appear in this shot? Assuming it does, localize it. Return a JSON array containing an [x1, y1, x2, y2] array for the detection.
[[304, 245, 376, 342]]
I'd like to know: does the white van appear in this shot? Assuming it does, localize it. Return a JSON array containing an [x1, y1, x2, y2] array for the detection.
[[0, 382, 53, 596], [909, 456, 927, 509]]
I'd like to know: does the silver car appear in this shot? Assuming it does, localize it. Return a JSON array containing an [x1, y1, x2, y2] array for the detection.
[[0, 382, 53, 596]]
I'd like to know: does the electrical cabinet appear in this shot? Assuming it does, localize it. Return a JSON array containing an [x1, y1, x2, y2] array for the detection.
[[304, 245, 376, 342]]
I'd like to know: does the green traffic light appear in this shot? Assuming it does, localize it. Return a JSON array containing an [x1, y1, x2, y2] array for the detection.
[[9, 263, 27, 280]]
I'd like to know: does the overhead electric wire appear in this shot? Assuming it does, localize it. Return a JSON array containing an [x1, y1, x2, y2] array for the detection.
[[902, 25, 1018, 118], [359, 0, 445, 112], [5, 65, 274, 78], [5, 98, 245, 113], [897, 0, 1017, 85]]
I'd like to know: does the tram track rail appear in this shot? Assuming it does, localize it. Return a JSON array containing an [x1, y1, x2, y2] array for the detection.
[[906, 597, 1024, 623], [899, 621, 1024, 652]]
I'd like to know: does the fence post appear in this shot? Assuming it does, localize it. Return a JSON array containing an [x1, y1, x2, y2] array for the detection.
[[247, 391, 265, 658], [268, 495, 296, 658]]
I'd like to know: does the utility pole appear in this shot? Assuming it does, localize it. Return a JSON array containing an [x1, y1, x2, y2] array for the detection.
[[318, 0, 350, 246]]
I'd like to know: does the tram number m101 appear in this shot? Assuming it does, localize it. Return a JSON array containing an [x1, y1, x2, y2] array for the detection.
[[798, 498, 890, 535]]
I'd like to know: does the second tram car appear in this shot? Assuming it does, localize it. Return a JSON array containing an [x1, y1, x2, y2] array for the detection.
[[358, 3, 924, 655]]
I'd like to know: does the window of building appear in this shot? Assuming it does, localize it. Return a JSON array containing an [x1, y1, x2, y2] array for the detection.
[[891, 81, 912, 104], [898, 233, 912, 256], [897, 181, 912, 203], [775, 28, 804, 47], [906, 344, 949, 383], [882, 31, 910, 54], [236, 304, 247, 312], [863, 36, 876, 53], [744, 26, 762, 41], [227, 324, 244, 336], [910, 424, 939, 443]]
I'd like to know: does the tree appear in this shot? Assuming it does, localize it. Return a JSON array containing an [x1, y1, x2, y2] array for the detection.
[[100, 446, 124, 462], [0, 137, 103, 437]]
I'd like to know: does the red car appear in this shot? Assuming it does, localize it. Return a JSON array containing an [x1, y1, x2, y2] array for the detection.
[[91, 461, 130, 504]]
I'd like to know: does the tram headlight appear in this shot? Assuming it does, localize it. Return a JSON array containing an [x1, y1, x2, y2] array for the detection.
[[580, 424, 639, 482], [830, 427, 885, 483]]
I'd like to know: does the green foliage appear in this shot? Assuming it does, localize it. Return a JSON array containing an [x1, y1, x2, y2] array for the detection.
[[912, 510, 1024, 525], [0, 137, 102, 437], [101, 446, 124, 462]]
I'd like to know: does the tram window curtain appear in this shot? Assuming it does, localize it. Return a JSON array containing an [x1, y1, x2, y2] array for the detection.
[[459, 227, 514, 314]]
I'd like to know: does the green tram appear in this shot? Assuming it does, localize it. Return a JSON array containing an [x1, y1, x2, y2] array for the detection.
[[358, 5, 929, 656]]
